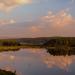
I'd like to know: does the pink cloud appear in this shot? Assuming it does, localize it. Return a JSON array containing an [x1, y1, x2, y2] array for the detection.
[[0, 19, 16, 26], [42, 10, 75, 28], [0, 0, 32, 12]]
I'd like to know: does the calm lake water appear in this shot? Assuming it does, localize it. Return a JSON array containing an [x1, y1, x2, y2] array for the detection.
[[0, 48, 75, 75]]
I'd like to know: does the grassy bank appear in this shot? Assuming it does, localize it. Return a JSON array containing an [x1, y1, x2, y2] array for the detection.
[[0, 45, 42, 52], [0, 46, 20, 52]]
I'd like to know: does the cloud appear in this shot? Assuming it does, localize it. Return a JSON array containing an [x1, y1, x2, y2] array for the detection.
[[25, 9, 75, 37], [71, 0, 74, 3], [0, 9, 75, 37], [28, 25, 43, 36], [18, 9, 75, 37], [30, 26, 39, 33], [0, 0, 32, 12], [42, 10, 75, 28], [0, 19, 16, 25]]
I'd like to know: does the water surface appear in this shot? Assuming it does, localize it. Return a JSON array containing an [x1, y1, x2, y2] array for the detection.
[[0, 48, 75, 75]]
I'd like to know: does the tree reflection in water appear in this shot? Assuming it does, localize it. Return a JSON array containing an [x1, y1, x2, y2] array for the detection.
[[46, 48, 75, 56], [26, 48, 75, 72]]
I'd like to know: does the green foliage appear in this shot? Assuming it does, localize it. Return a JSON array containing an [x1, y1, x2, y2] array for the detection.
[[43, 37, 75, 47], [0, 39, 20, 46]]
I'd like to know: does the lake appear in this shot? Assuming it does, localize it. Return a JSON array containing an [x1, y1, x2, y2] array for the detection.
[[0, 48, 75, 75]]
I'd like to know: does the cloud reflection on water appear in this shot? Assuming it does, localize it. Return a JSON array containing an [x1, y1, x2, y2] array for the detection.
[[0, 48, 75, 75]]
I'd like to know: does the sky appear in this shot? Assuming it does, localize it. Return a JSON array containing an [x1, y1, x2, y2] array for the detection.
[[0, 0, 75, 38]]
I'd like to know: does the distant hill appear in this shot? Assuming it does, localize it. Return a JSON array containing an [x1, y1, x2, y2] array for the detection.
[[0, 37, 75, 47]]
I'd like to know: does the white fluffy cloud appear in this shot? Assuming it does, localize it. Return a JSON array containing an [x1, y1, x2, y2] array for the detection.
[[42, 10, 75, 28], [27, 10, 75, 37], [22, 9, 75, 37], [0, 0, 32, 12]]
